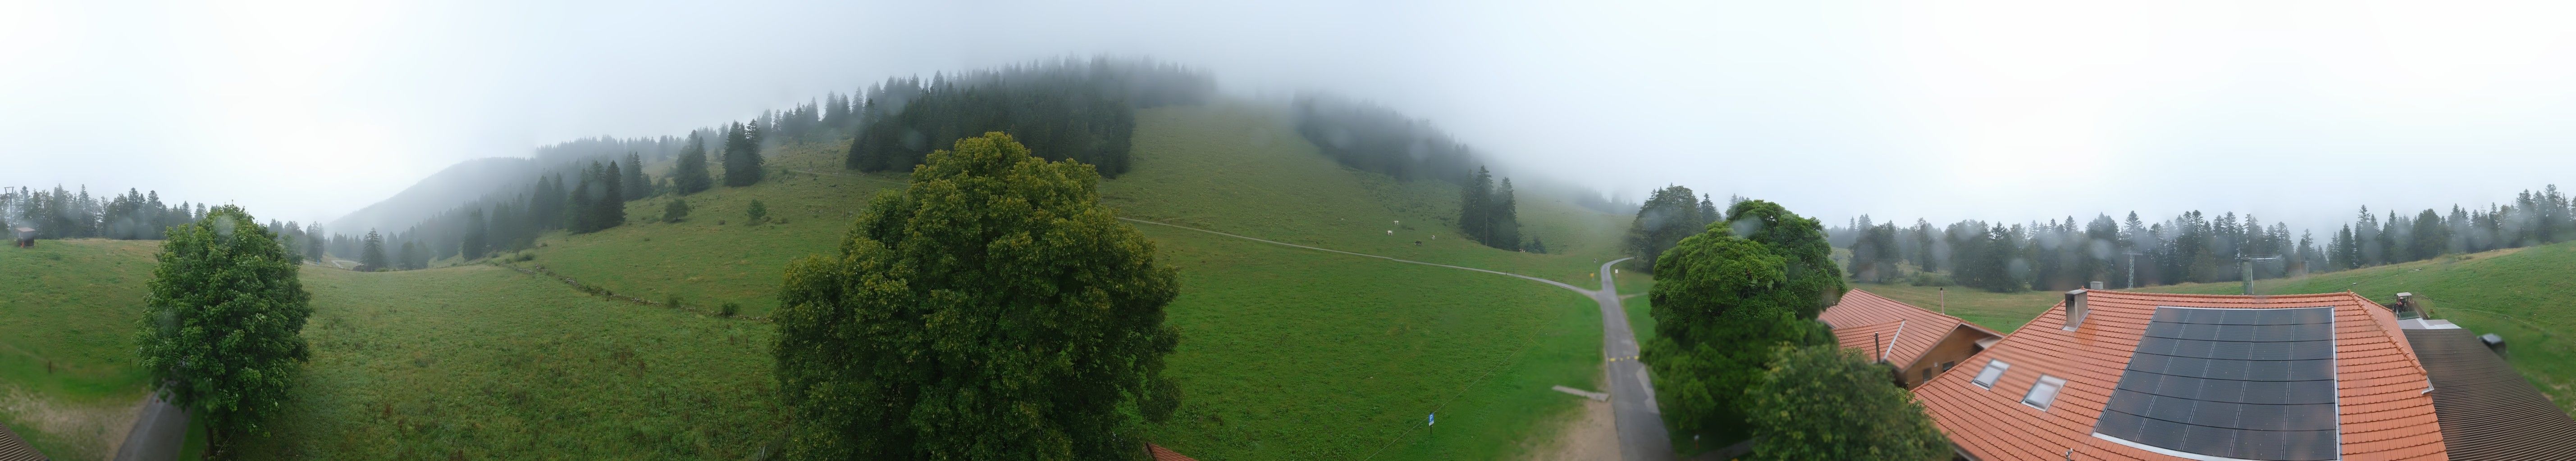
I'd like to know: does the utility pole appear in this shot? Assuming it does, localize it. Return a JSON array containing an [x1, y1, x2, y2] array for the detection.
[[2237, 253, 2282, 295], [2124, 251, 2145, 289]]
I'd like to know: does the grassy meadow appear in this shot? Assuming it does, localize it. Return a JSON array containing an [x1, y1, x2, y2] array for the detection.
[[233, 264, 780, 459], [0, 239, 158, 460], [1136, 224, 1605, 460], [139, 99, 1634, 458]]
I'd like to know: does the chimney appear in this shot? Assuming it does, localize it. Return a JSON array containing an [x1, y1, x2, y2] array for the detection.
[[2061, 289, 2090, 331], [2089, 281, 2105, 290]]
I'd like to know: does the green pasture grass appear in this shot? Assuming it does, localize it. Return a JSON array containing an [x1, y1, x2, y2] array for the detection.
[[1850, 283, 2065, 334], [1134, 224, 1602, 460], [232, 264, 780, 459], [1102, 101, 1627, 285], [527, 140, 903, 318], [0, 239, 159, 460]]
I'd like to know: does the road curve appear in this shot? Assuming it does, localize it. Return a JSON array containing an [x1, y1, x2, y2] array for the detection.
[[1114, 217, 1671, 459]]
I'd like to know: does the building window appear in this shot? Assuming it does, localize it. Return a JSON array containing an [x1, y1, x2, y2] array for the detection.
[[1939, 361, 1956, 371], [1972, 360, 2010, 389], [2022, 375, 2067, 410], [1921, 368, 1934, 382]]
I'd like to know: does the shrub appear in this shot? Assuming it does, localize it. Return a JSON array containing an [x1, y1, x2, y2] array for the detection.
[[746, 200, 767, 225], [718, 302, 740, 317], [664, 199, 690, 222], [1906, 271, 1954, 287], [666, 295, 684, 310]]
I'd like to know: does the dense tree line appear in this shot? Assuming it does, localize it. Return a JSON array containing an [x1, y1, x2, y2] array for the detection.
[[1458, 166, 1530, 251], [1831, 184, 2576, 293], [4, 185, 206, 240], [847, 59, 1214, 177], [1288, 94, 1479, 184], [1625, 185, 1723, 272]]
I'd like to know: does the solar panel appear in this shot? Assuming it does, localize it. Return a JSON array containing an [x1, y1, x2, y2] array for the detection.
[[2092, 306, 2339, 461]]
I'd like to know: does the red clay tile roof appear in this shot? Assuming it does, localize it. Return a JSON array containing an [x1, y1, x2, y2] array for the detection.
[[1821, 289, 2001, 369], [0, 424, 40, 461], [1147, 443, 1196, 461], [1913, 290, 2448, 461]]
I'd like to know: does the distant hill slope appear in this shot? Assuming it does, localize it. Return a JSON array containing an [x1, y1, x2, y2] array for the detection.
[[327, 157, 535, 233]]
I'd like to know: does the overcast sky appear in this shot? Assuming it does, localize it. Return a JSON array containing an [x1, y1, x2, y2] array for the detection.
[[9, 0, 2576, 234]]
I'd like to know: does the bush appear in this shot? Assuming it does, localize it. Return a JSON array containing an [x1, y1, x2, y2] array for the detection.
[[1748, 344, 1950, 460], [718, 302, 740, 317], [1906, 271, 1954, 287], [666, 295, 684, 310], [746, 199, 767, 225], [664, 199, 690, 222]]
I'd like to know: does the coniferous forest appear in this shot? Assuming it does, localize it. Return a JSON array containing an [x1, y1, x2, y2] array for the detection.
[[1830, 184, 2576, 292], [845, 59, 1215, 176]]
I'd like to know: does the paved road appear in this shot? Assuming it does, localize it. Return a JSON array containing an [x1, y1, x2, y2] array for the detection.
[[1115, 217, 1674, 460], [111, 391, 186, 461], [1592, 258, 1675, 461]]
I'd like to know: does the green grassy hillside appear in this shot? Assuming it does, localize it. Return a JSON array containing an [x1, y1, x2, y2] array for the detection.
[[1136, 224, 1603, 460], [0, 239, 158, 460], [235, 264, 779, 459], [1, 99, 1635, 458], [251, 99, 1636, 458], [1105, 101, 1627, 284]]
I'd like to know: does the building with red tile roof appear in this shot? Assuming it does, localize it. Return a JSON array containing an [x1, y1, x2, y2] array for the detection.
[[1146, 443, 1196, 461], [1820, 289, 2005, 388], [1913, 289, 2447, 461]]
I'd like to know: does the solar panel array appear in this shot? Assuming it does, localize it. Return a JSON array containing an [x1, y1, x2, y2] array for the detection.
[[2092, 306, 2339, 461]]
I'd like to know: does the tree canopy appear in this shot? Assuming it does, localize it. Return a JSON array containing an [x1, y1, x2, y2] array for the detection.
[[1747, 345, 1950, 461], [1724, 199, 1846, 318], [773, 132, 1181, 460], [1626, 185, 1718, 272], [135, 205, 313, 457], [1641, 199, 1841, 445]]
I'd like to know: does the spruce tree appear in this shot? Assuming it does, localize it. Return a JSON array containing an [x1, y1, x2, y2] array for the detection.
[[624, 153, 651, 199], [460, 209, 489, 260], [1460, 167, 1492, 243], [360, 229, 388, 271], [1492, 177, 1520, 249], [603, 161, 627, 225], [396, 240, 420, 271], [673, 133, 714, 194], [723, 121, 766, 187]]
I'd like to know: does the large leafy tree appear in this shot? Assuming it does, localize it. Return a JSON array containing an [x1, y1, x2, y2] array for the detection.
[[136, 205, 313, 458], [1723, 199, 1847, 318], [1747, 345, 1950, 461], [773, 132, 1181, 460], [1643, 199, 1842, 445]]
